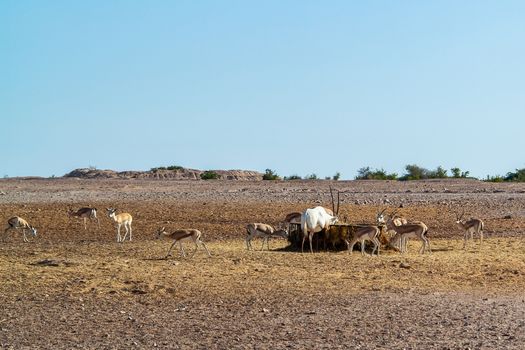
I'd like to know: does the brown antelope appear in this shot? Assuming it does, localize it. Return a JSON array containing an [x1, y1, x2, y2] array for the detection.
[[68, 207, 99, 230], [4, 217, 37, 242], [345, 225, 381, 256], [455, 210, 484, 249], [156, 227, 211, 258], [385, 212, 431, 254], [246, 223, 289, 251], [106, 208, 132, 242]]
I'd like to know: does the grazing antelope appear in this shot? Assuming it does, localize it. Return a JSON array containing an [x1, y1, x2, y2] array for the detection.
[[246, 223, 289, 251], [4, 217, 37, 242], [68, 207, 99, 230], [345, 225, 381, 256], [385, 213, 431, 254], [106, 208, 132, 242], [156, 227, 211, 258], [455, 210, 484, 249]]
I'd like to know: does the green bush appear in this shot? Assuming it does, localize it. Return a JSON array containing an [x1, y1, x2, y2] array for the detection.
[[333, 172, 341, 181], [262, 169, 280, 180], [355, 167, 397, 180], [167, 165, 183, 171], [284, 175, 302, 180], [306, 173, 318, 180], [485, 175, 505, 182], [451, 167, 470, 178], [200, 170, 220, 180]]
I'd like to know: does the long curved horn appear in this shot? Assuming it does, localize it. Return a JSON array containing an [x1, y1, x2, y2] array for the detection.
[[329, 186, 336, 215]]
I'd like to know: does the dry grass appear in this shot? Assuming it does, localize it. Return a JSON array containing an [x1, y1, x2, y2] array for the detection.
[[2, 237, 523, 303]]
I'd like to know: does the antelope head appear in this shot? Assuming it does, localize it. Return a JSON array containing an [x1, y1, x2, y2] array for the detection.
[[455, 210, 465, 223], [376, 208, 387, 224], [106, 208, 117, 218], [29, 226, 37, 237], [155, 227, 166, 239]]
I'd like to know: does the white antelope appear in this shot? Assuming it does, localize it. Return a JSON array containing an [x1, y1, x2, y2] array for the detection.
[[385, 213, 431, 254], [156, 227, 211, 258], [246, 223, 289, 251], [455, 210, 484, 249], [68, 207, 99, 230], [300, 187, 341, 253], [301, 206, 338, 253], [4, 217, 37, 242], [345, 225, 381, 256], [106, 208, 132, 242]]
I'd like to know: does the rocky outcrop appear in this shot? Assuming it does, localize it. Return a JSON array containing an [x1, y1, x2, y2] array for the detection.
[[63, 168, 263, 180]]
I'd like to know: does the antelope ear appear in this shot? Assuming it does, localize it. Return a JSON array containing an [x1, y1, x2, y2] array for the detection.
[[161, 227, 165, 231]]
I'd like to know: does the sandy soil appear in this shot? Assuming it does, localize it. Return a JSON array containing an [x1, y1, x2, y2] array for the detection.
[[0, 178, 524, 349]]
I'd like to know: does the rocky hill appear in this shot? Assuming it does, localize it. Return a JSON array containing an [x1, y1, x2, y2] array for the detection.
[[63, 168, 263, 180]]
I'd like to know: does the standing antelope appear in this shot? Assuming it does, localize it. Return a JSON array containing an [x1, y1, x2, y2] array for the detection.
[[106, 208, 132, 242], [68, 207, 99, 230], [246, 223, 289, 251], [455, 210, 484, 249], [301, 187, 340, 253], [4, 217, 37, 242], [385, 213, 431, 254], [345, 225, 381, 256], [301, 206, 338, 253], [156, 227, 211, 258]]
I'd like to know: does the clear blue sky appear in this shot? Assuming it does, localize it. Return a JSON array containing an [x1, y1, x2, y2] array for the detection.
[[2, 0, 524, 179]]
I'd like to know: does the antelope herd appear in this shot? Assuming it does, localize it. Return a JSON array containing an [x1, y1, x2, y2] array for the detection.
[[1, 187, 487, 258]]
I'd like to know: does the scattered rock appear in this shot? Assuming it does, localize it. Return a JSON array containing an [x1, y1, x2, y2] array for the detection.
[[399, 262, 411, 269], [31, 259, 60, 267]]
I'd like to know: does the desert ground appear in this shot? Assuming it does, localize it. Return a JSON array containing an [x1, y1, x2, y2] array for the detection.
[[0, 178, 524, 349]]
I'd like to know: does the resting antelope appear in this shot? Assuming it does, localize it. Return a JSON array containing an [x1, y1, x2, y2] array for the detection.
[[385, 213, 431, 254], [68, 207, 99, 230], [4, 217, 37, 242], [106, 208, 132, 242], [345, 225, 381, 256], [246, 223, 288, 251], [455, 210, 484, 249], [156, 227, 211, 258]]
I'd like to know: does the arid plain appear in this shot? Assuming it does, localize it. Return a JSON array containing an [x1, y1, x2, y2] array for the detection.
[[0, 178, 524, 349]]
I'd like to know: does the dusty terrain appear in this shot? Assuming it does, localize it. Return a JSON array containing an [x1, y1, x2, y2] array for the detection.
[[0, 178, 524, 349]]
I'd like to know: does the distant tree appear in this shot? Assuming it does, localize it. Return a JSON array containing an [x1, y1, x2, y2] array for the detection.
[[428, 166, 448, 179], [400, 164, 427, 180], [333, 172, 341, 181], [306, 173, 318, 180], [284, 175, 302, 180], [262, 168, 280, 180], [356, 167, 397, 180], [451, 167, 462, 178], [505, 168, 525, 182]]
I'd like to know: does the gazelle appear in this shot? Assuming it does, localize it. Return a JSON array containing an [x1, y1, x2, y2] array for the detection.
[[68, 207, 99, 230], [106, 208, 132, 242], [156, 227, 211, 258], [4, 217, 37, 242], [246, 223, 289, 251], [385, 213, 431, 254], [455, 210, 484, 249], [345, 225, 381, 256]]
